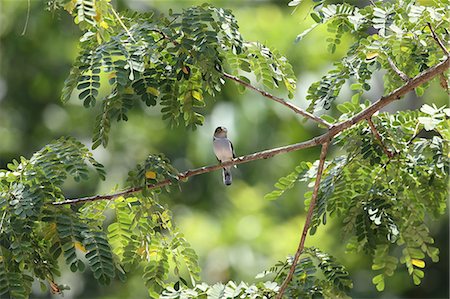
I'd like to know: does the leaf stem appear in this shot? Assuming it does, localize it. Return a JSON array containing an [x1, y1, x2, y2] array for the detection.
[[110, 7, 136, 43]]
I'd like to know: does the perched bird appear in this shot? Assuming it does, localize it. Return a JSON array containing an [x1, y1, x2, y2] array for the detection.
[[213, 126, 235, 186]]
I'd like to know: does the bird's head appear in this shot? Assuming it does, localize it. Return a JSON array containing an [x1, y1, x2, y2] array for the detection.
[[214, 126, 228, 138]]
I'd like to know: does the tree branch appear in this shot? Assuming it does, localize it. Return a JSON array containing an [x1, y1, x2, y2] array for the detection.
[[276, 141, 330, 299], [52, 56, 450, 206], [427, 22, 449, 56], [222, 72, 331, 128], [328, 56, 450, 136], [52, 136, 325, 205], [387, 56, 410, 82], [367, 117, 394, 158]]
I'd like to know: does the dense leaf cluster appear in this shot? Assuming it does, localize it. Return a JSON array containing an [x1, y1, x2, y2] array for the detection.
[[267, 103, 449, 290], [0, 0, 448, 298], [0, 137, 106, 297], [160, 247, 352, 299], [0, 141, 201, 298], [297, 0, 449, 112], [59, 1, 296, 149]]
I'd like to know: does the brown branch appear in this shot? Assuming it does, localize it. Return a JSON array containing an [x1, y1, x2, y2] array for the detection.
[[387, 56, 410, 82], [328, 56, 450, 136], [276, 141, 330, 299], [427, 22, 449, 56], [150, 28, 179, 45], [52, 136, 325, 205], [367, 117, 394, 158], [53, 56, 450, 206], [222, 72, 331, 128]]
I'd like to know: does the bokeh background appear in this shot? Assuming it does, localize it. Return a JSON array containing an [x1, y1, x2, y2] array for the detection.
[[0, 0, 448, 298]]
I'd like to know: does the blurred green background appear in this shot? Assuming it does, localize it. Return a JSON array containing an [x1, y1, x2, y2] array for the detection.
[[0, 0, 448, 298]]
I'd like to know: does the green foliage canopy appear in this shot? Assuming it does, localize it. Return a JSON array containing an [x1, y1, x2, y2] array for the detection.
[[0, 0, 448, 298]]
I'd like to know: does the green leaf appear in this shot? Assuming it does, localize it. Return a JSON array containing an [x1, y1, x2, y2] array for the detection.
[[82, 230, 116, 285]]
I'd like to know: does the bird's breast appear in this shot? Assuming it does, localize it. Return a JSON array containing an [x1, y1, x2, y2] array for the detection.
[[213, 138, 233, 162]]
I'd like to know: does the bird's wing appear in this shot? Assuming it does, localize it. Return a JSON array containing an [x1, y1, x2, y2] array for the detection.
[[230, 140, 237, 168], [230, 140, 236, 158]]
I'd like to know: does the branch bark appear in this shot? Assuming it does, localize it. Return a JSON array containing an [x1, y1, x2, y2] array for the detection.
[[367, 117, 394, 158], [427, 22, 449, 56], [222, 72, 331, 128], [276, 141, 330, 299], [52, 56, 450, 206], [387, 56, 410, 82]]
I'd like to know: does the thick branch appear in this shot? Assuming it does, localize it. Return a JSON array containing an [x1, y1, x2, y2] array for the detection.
[[427, 22, 449, 56], [53, 56, 450, 206], [328, 56, 450, 136], [367, 117, 394, 158], [387, 56, 410, 82], [276, 141, 330, 299], [222, 72, 331, 128]]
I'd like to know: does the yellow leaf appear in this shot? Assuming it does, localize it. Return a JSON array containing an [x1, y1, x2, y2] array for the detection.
[[191, 90, 203, 101], [366, 52, 379, 60], [137, 247, 146, 256], [125, 86, 134, 94], [44, 223, 57, 240], [96, 31, 102, 44], [74, 242, 87, 252], [145, 171, 157, 179], [146, 87, 160, 96], [400, 46, 409, 52], [63, 0, 77, 13], [100, 21, 109, 29], [411, 259, 425, 268], [417, 0, 433, 5], [93, 11, 101, 22], [182, 65, 190, 74]]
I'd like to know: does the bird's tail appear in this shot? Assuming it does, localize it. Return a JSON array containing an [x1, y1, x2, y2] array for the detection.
[[222, 167, 232, 186]]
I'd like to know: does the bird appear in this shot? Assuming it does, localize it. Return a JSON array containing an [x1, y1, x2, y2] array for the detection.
[[213, 126, 235, 186]]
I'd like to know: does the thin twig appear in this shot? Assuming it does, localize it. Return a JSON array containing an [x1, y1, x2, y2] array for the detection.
[[0, 211, 6, 234], [110, 7, 137, 43], [276, 141, 330, 299], [52, 56, 450, 206], [367, 117, 394, 158], [21, 0, 31, 36], [387, 56, 410, 82], [222, 72, 331, 128], [427, 22, 449, 56]]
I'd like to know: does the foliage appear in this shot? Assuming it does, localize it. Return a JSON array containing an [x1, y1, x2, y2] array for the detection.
[[268, 102, 449, 290], [56, 1, 296, 148], [0, 0, 448, 298], [0, 137, 107, 297], [0, 140, 200, 298], [160, 247, 352, 299], [292, 0, 450, 112]]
